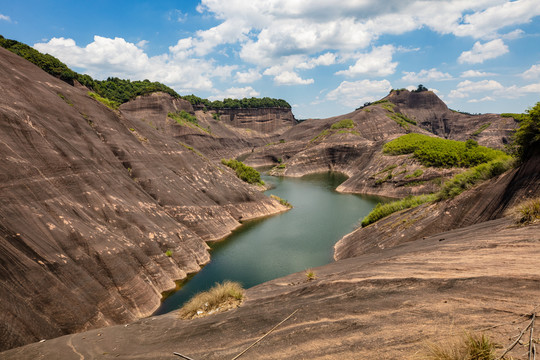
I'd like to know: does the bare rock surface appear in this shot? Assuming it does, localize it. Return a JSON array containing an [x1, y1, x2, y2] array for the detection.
[[334, 150, 540, 260], [244, 90, 517, 198], [0, 47, 287, 351], [3, 219, 538, 359]]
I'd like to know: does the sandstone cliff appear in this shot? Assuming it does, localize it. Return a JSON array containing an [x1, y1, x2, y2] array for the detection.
[[244, 90, 517, 198], [0, 47, 288, 351]]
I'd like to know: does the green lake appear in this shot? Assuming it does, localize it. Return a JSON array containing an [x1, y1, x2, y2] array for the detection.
[[154, 172, 382, 315]]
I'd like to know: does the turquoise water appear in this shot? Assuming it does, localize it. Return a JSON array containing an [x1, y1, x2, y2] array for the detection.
[[154, 172, 382, 315]]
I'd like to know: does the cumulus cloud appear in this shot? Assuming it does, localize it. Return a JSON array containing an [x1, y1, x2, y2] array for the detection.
[[401, 68, 452, 82], [468, 96, 495, 103], [460, 70, 496, 78], [0, 14, 11, 22], [448, 79, 504, 99], [208, 86, 260, 100], [326, 79, 392, 107], [336, 45, 397, 77], [458, 39, 509, 64], [33, 36, 230, 92], [235, 69, 262, 83], [297, 53, 337, 70], [270, 71, 314, 86], [522, 64, 540, 79]]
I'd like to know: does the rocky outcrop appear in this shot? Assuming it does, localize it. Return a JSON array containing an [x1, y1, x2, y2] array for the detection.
[[244, 90, 518, 198], [334, 151, 540, 260], [4, 218, 539, 359], [215, 107, 296, 134], [0, 47, 287, 351]]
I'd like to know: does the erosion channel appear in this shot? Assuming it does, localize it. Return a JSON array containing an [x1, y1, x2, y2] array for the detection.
[[154, 172, 384, 315]]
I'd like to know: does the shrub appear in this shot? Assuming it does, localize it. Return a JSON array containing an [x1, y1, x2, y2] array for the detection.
[[421, 332, 496, 360], [471, 123, 491, 136], [331, 119, 354, 129], [405, 169, 424, 179], [510, 101, 540, 161], [221, 159, 264, 185], [507, 197, 540, 225], [168, 110, 198, 125], [436, 157, 514, 200], [165, 250, 173, 257], [383, 133, 507, 168], [87, 92, 119, 110], [305, 269, 316, 281], [361, 194, 436, 227], [179, 281, 244, 319], [270, 194, 292, 208]]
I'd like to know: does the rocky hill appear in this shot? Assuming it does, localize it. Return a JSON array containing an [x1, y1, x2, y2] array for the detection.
[[0, 46, 290, 351], [244, 89, 517, 198]]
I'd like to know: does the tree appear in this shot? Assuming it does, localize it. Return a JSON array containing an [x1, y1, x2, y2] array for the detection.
[[512, 102, 540, 161]]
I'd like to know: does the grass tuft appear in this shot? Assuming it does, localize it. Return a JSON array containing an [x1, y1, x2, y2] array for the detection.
[[361, 194, 436, 227], [88, 91, 120, 110], [420, 332, 497, 360], [330, 119, 354, 129], [222, 159, 264, 185], [507, 197, 540, 225], [179, 281, 244, 319]]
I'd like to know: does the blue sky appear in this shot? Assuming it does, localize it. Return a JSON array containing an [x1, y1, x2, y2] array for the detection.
[[1, 0, 540, 119]]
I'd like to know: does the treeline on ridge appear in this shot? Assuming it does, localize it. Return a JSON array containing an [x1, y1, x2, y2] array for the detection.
[[0, 35, 290, 109]]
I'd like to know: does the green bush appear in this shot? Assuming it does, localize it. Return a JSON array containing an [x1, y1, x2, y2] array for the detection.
[[181, 94, 291, 109], [331, 119, 354, 129], [437, 157, 514, 200], [404, 169, 423, 179], [221, 159, 264, 185], [471, 123, 491, 136], [510, 102, 540, 161], [88, 92, 120, 110], [168, 110, 198, 125], [383, 133, 507, 168], [361, 194, 437, 227]]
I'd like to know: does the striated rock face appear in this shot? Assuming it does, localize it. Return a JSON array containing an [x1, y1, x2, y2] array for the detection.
[[334, 151, 540, 260], [120, 94, 295, 161], [4, 218, 539, 360], [386, 89, 518, 149], [0, 47, 287, 351], [245, 90, 518, 198]]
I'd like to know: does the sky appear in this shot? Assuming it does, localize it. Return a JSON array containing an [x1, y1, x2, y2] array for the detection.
[[1, 0, 540, 119]]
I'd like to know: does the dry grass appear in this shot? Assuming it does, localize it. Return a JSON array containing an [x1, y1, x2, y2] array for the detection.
[[508, 197, 540, 225], [179, 281, 244, 319], [419, 332, 498, 360]]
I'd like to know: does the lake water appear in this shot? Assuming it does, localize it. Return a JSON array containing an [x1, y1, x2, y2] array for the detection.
[[153, 172, 382, 315]]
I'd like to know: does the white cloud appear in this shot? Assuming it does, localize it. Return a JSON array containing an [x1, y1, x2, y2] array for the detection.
[[520, 83, 540, 93], [268, 70, 314, 86], [297, 53, 337, 70], [235, 69, 262, 83], [522, 64, 540, 79], [0, 14, 11, 22], [136, 40, 149, 49], [33, 36, 230, 92], [327, 79, 392, 107], [453, 0, 540, 39], [460, 70, 496, 78], [449, 79, 504, 99], [401, 68, 452, 82], [468, 96, 495, 103], [458, 39, 509, 64], [208, 86, 260, 100], [336, 45, 396, 77]]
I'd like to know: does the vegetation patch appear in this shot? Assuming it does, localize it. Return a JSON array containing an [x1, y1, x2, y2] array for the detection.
[[221, 159, 264, 185], [509, 101, 540, 161], [404, 169, 424, 179], [436, 157, 514, 200], [501, 112, 526, 122], [361, 194, 436, 227], [270, 194, 292, 208], [420, 332, 496, 360], [88, 91, 120, 110], [168, 110, 211, 134], [182, 94, 291, 109], [212, 112, 220, 121], [471, 122, 491, 136], [507, 197, 540, 225], [310, 129, 331, 142], [57, 93, 73, 106], [331, 119, 354, 129], [178, 281, 244, 319], [383, 133, 508, 168]]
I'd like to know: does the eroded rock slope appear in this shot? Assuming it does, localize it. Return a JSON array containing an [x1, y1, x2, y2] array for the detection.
[[0, 47, 287, 350]]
